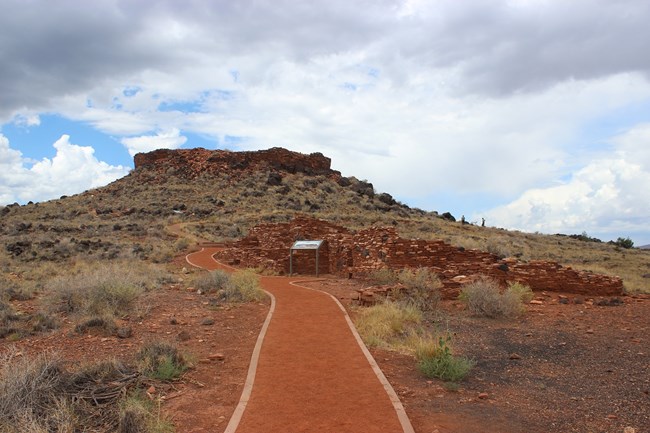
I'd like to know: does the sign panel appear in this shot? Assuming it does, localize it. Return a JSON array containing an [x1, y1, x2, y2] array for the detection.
[[291, 240, 323, 250]]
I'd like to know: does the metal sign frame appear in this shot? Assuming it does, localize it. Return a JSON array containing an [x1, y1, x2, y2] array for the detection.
[[289, 240, 324, 276]]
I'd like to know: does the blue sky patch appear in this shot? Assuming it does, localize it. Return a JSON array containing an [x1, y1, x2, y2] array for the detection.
[[2, 115, 131, 167]]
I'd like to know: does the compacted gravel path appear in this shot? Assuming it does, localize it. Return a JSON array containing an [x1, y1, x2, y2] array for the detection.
[[186, 247, 414, 433]]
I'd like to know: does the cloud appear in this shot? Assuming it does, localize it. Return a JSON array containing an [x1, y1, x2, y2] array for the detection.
[[3, 0, 650, 122], [0, 133, 129, 205], [484, 124, 650, 241], [2, 0, 650, 243], [120, 128, 188, 156]]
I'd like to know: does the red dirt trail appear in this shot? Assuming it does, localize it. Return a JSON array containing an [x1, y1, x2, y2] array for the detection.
[[186, 247, 413, 433]]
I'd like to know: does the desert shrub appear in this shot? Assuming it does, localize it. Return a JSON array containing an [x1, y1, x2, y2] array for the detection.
[[0, 302, 22, 339], [0, 351, 156, 433], [368, 268, 398, 285], [354, 301, 422, 349], [416, 335, 474, 382], [486, 238, 511, 258], [195, 269, 265, 302], [226, 270, 265, 302], [149, 245, 174, 263], [395, 268, 442, 311], [0, 302, 57, 340], [0, 351, 69, 432], [0, 276, 33, 301], [193, 270, 231, 294], [613, 236, 634, 249], [45, 261, 168, 317], [28, 311, 58, 334], [119, 394, 174, 433], [507, 281, 534, 303], [460, 276, 525, 318], [173, 237, 191, 252], [74, 315, 117, 335], [137, 341, 188, 381]]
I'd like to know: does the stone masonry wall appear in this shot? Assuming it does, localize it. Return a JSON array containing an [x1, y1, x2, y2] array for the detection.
[[213, 216, 624, 297], [134, 147, 336, 179]]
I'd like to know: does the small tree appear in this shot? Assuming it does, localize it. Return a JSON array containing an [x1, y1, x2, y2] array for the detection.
[[614, 237, 634, 249]]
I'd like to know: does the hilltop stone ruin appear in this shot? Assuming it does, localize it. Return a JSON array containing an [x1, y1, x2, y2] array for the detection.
[[214, 216, 624, 297]]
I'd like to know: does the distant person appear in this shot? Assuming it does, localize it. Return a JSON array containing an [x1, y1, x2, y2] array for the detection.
[[481, 218, 485, 227], [461, 215, 466, 225]]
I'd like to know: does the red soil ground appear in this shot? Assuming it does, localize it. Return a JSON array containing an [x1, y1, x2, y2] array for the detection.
[[3, 247, 647, 433]]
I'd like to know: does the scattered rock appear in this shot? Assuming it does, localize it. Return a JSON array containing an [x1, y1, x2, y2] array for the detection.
[[116, 327, 132, 339], [147, 385, 156, 394], [595, 297, 624, 307], [201, 318, 215, 326], [529, 300, 544, 305], [440, 212, 456, 222], [267, 172, 283, 186], [478, 392, 489, 399], [169, 317, 178, 325], [177, 330, 191, 341], [185, 286, 195, 292], [509, 353, 521, 360], [559, 298, 570, 304], [624, 427, 637, 433], [208, 353, 225, 361]]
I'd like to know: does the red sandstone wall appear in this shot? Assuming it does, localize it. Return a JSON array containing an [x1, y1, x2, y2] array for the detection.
[[214, 216, 624, 297]]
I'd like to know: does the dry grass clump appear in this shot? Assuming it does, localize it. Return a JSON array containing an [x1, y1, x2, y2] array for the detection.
[[354, 301, 473, 382], [354, 301, 422, 349], [368, 268, 399, 285], [137, 341, 188, 381], [193, 269, 265, 303], [460, 277, 530, 318], [0, 300, 58, 341], [395, 268, 442, 311], [45, 261, 169, 318], [368, 267, 442, 311]]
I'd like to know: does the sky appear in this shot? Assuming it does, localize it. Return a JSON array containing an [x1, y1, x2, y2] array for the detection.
[[1, 0, 649, 246]]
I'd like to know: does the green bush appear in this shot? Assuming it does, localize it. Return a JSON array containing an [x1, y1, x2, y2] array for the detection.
[[613, 237, 634, 249], [460, 276, 525, 318], [416, 335, 474, 382]]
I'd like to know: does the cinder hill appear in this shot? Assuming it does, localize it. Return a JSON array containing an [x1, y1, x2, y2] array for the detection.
[[1, 147, 648, 293]]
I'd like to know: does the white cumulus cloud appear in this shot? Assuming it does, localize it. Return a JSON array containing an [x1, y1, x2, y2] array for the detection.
[[120, 128, 187, 156], [0, 133, 129, 205], [484, 124, 650, 242]]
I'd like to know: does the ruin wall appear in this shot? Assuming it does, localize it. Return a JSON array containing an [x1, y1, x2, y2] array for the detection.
[[213, 216, 624, 297]]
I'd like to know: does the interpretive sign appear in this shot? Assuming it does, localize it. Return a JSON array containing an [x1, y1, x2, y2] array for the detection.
[[289, 240, 325, 276], [291, 240, 323, 250]]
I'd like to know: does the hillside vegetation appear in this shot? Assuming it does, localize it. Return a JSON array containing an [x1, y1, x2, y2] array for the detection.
[[1, 147, 648, 293]]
